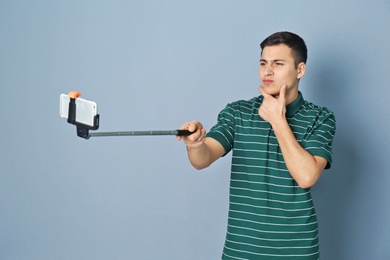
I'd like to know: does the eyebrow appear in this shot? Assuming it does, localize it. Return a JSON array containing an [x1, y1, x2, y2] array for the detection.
[[260, 59, 287, 63]]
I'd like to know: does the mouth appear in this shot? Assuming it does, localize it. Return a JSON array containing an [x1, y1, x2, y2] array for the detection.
[[262, 79, 273, 85]]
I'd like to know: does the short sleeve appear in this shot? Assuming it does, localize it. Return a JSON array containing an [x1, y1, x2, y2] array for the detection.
[[303, 109, 336, 169], [206, 103, 236, 155]]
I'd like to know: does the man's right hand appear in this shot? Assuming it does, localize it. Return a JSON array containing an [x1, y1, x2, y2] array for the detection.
[[176, 120, 206, 148]]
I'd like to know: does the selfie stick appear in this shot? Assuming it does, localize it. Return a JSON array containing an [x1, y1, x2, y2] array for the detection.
[[66, 91, 193, 140]]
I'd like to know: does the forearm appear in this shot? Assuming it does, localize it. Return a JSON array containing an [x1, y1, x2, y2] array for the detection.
[[186, 137, 225, 170], [178, 121, 225, 170], [187, 143, 214, 170], [272, 120, 325, 188]]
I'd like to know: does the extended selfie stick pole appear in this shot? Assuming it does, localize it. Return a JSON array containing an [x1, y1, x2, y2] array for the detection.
[[89, 129, 192, 138], [66, 91, 193, 140]]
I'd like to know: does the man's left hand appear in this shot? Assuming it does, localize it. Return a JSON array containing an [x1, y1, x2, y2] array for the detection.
[[258, 85, 287, 126]]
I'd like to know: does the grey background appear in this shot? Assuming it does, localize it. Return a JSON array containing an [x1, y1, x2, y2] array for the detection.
[[1, 1, 390, 259]]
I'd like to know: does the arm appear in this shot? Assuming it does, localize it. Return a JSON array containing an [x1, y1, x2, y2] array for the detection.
[[270, 118, 327, 188], [259, 86, 327, 188], [177, 121, 225, 170]]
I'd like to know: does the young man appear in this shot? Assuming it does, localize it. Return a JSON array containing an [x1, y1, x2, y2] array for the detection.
[[177, 32, 336, 259]]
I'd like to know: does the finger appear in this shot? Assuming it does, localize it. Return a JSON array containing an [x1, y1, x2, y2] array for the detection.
[[280, 85, 287, 97], [259, 86, 267, 97], [188, 121, 198, 133], [278, 85, 287, 102], [192, 128, 206, 145], [194, 125, 205, 140], [177, 122, 194, 141], [182, 121, 203, 141]]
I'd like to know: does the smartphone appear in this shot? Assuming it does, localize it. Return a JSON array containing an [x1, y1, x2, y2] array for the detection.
[[59, 94, 98, 127]]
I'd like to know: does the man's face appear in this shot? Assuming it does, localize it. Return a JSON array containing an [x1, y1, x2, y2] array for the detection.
[[259, 44, 304, 98]]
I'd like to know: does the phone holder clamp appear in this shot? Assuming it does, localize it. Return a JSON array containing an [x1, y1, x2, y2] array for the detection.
[[67, 91, 99, 139]]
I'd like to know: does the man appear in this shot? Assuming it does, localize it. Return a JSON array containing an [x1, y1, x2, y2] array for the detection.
[[177, 31, 336, 259]]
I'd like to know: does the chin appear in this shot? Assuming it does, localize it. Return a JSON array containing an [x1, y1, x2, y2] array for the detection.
[[263, 85, 280, 96]]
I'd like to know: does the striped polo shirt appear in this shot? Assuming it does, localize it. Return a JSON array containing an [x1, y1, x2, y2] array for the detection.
[[206, 92, 336, 260]]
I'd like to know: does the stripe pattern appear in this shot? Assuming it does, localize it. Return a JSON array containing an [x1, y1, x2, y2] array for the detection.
[[207, 92, 336, 260]]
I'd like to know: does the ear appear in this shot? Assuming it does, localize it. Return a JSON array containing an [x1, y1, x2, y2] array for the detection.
[[297, 62, 306, 79]]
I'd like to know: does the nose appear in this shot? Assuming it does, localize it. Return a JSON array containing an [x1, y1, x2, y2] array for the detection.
[[263, 64, 273, 76]]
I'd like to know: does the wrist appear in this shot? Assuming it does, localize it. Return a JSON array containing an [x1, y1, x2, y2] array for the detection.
[[270, 117, 288, 134], [186, 140, 206, 150]]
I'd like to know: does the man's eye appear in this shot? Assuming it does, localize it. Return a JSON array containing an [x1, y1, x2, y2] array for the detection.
[[275, 63, 284, 66]]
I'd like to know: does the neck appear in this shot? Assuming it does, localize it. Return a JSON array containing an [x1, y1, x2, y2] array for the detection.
[[285, 90, 299, 105]]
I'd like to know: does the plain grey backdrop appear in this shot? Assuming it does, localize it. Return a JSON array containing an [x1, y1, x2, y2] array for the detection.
[[1, 0, 390, 259]]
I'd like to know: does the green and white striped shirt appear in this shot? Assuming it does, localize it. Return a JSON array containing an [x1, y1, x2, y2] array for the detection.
[[207, 92, 336, 260]]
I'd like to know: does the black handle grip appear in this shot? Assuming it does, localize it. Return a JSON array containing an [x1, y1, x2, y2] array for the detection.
[[176, 129, 195, 136]]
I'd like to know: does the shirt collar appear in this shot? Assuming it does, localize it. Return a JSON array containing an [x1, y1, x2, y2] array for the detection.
[[286, 91, 304, 117]]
